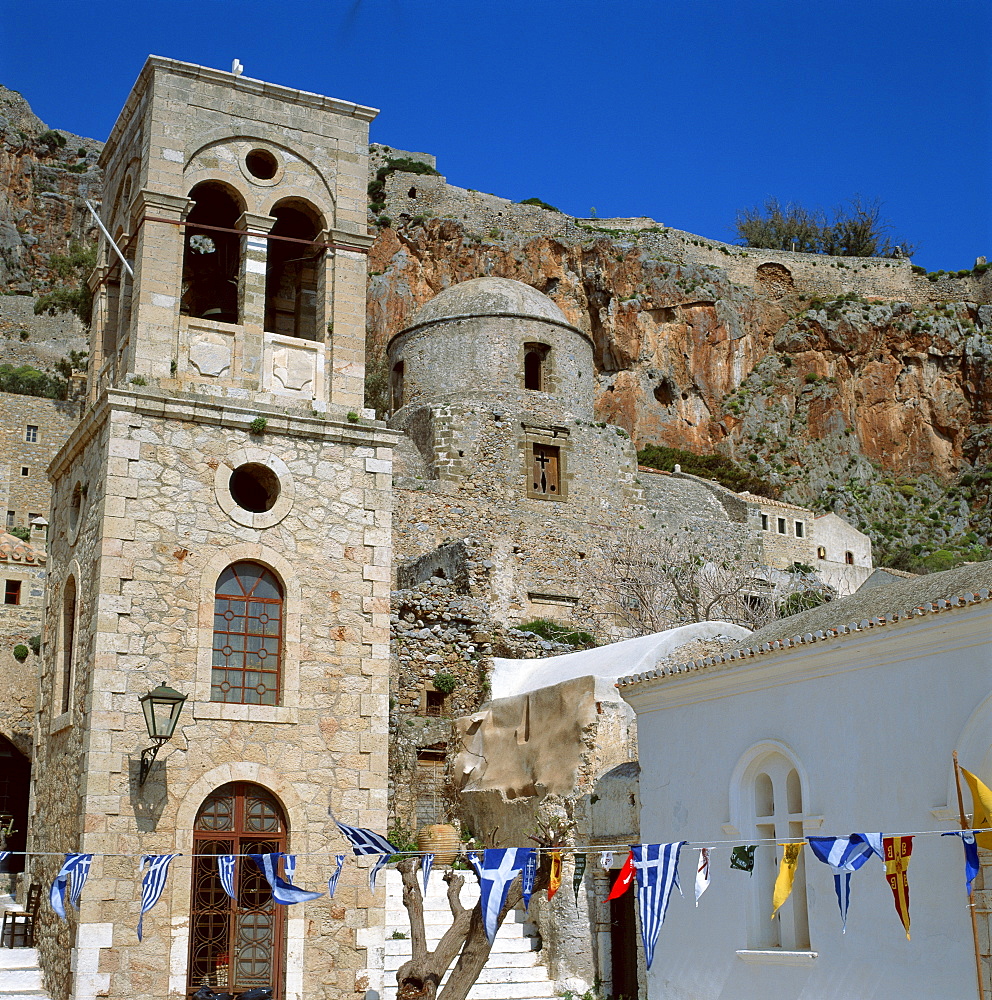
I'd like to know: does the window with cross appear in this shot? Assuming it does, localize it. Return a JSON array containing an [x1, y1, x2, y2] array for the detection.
[[531, 444, 560, 497]]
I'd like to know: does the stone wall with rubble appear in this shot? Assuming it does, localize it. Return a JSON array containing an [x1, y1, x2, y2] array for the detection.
[[388, 572, 583, 832], [372, 157, 990, 308]]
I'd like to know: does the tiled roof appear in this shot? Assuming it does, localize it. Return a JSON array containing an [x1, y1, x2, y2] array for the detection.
[[0, 532, 45, 565], [618, 559, 992, 688]]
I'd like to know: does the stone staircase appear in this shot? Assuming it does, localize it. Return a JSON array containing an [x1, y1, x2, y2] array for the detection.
[[0, 894, 49, 1000], [382, 870, 556, 1000]]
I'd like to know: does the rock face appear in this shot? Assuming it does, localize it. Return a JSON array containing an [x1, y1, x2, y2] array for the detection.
[[367, 220, 991, 488], [0, 85, 102, 291]]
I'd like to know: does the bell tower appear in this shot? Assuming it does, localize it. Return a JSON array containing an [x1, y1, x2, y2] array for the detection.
[[31, 58, 395, 1000]]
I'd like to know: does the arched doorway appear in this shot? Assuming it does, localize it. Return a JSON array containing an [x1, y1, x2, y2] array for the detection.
[[0, 736, 30, 878], [187, 783, 287, 997]]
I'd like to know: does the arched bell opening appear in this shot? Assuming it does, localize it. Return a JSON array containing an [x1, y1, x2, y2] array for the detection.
[[182, 182, 245, 324], [265, 201, 323, 341]]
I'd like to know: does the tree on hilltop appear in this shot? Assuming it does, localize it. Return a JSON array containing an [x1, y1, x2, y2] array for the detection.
[[734, 196, 917, 258]]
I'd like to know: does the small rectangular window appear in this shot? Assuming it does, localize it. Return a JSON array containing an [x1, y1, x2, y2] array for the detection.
[[777, 517, 786, 534], [4, 580, 21, 605], [795, 521, 805, 538], [5, 511, 13, 527], [760, 513, 769, 531], [20, 467, 29, 478], [25, 425, 38, 443], [531, 444, 560, 497], [424, 690, 445, 717]]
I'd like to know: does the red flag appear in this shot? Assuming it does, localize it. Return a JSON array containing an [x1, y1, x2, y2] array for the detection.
[[883, 836, 913, 939], [606, 851, 635, 900], [547, 850, 562, 900]]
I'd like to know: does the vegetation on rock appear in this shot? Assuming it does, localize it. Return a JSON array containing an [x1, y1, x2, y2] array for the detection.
[[637, 444, 779, 498]]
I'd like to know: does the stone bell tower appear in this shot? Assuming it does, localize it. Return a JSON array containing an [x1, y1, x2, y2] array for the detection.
[[31, 58, 394, 1000]]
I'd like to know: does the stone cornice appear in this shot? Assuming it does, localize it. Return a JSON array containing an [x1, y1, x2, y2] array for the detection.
[[49, 388, 398, 479]]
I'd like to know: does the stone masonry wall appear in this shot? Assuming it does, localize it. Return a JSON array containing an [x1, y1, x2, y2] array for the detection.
[[32, 390, 396, 1000]]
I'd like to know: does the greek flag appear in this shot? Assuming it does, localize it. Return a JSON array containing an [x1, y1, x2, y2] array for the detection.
[[335, 820, 397, 857], [478, 848, 529, 943], [283, 855, 297, 884], [137, 854, 180, 941], [807, 834, 882, 931], [599, 851, 613, 871], [943, 831, 980, 895], [369, 853, 390, 892], [421, 853, 435, 894], [217, 855, 237, 900], [50, 853, 93, 920], [467, 851, 481, 875], [327, 854, 345, 899], [521, 849, 537, 910], [249, 853, 323, 906], [632, 842, 685, 969]]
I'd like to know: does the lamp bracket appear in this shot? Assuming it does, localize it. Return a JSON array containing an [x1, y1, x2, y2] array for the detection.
[[139, 742, 165, 786]]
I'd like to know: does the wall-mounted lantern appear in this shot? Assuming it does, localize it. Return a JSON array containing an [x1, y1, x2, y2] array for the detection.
[[138, 681, 188, 785]]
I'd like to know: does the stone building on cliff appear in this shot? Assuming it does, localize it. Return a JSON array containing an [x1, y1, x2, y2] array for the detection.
[[26, 57, 393, 1000]]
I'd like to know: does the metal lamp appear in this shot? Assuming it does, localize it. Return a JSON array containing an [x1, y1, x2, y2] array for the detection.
[[138, 681, 187, 785]]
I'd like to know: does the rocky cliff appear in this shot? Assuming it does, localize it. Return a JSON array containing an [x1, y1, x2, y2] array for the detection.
[[1, 85, 988, 565]]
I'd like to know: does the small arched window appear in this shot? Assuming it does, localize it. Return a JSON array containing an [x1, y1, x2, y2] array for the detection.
[[817, 546, 826, 560], [60, 576, 77, 714], [212, 562, 283, 705], [738, 749, 810, 951], [845, 550, 855, 565], [523, 343, 550, 391], [391, 360, 405, 411]]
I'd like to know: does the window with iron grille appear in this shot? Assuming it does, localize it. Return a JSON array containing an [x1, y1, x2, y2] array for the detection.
[[212, 563, 283, 705]]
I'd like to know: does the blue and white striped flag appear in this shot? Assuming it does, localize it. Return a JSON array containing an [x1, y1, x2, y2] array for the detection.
[[50, 853, 93, 920], [369, 854, 390, 892], [807, 834, 882, 931], [421, 853, 435, 894], [633, 842, 685, 969], [327, 854, 345, 899], [478, 848, 529, 943], [335, 820, 397, 857], [283, 855, 297, 884], [137, 854, 180, 941], [943, 831, 980, 895], [521, 849, 537, 910], [467, 851, 481, 875], [249, 853, 323, 906], [217, 855, 237, 901]]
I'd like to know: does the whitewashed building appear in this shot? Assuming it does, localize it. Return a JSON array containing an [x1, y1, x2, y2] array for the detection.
[[619, 561, 992, 1000]]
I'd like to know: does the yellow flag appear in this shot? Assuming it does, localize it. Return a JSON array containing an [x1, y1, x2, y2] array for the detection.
[[771, 843, 803, 919], [961, 767, 992, 850]]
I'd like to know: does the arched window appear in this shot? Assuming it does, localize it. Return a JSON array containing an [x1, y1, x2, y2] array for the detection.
[[188, 782, 287, 995], [390, 360, 404, 411], [60, 576, 77, 715], [817, 546, 826, 560], [523, 342, 550, 391], [265, 202, 321, 340], [739, 749, 810, 951], [212, 563, 283, 705], [182, 182, 244, 324]]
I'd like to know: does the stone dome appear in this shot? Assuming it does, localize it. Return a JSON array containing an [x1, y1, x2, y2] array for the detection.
[[401, 277, 574, 333]]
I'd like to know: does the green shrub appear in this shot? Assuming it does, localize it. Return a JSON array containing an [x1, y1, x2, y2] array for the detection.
[[0, 364, 66, 399], [432, 670, 458, 695], [8, 526, 30, 542], [29, 635, 41, 655], [12, 645, 28, 663], [518, 197, 561, 213], [637, 443, 779, 499], [248, 416, 267, 435], [519, 618, 597, 648], [37, 129, 66, 151]]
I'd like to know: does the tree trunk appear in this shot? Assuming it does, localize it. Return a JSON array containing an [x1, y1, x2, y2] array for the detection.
[[394, 857, 548, 1000]]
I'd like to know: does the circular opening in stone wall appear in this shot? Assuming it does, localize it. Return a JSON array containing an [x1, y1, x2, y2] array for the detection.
[[245, 149, 278, 180], [229, 463, 281, 513]]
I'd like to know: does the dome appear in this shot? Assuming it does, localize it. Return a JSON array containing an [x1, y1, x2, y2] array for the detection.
[[401, 277, 574, 333]]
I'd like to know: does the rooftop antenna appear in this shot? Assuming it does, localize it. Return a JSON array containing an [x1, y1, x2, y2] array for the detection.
[[231, 59, 244, 77]]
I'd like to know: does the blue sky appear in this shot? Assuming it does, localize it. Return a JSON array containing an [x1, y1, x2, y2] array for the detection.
[[3, 0, 988, 271]]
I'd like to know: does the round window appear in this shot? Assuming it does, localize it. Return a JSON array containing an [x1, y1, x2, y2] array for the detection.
[[245, 149, 278, 180], [229, 463, 281, 513]]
